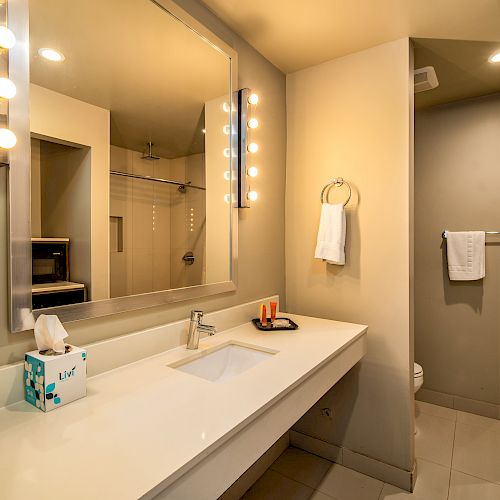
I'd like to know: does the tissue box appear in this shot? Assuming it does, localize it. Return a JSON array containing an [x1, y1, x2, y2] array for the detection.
[[24, 345, 87, 412]]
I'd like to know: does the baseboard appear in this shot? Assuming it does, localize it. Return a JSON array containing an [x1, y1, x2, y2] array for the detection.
[[417, 388, 500, 420], [218, 432, 290, 500], [290, 430, 342, 463], [290, 430, 414, 492]]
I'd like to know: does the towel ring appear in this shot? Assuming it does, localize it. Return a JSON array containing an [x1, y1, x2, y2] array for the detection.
[[320, 177, 352, 206]]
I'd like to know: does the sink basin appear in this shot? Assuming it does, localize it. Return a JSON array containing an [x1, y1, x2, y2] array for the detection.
[[170, 342, 276, 382]]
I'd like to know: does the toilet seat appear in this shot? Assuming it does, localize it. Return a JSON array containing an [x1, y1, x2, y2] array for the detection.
[[414, 363, 423, 393]]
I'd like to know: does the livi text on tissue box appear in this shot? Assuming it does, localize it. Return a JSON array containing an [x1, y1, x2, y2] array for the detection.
[[24, 345, 87, 412]]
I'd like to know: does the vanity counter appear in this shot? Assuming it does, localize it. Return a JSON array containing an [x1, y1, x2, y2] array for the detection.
[[0, 314, 367, 499]]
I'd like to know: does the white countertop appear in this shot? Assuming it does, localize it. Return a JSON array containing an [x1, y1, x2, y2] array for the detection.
[[0, 314, 367, 500]]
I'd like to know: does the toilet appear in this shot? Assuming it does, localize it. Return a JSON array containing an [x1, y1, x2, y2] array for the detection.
[[414, 363, 423, 393]]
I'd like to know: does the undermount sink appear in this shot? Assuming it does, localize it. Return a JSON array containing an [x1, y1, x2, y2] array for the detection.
[[170, 342, 277, 382]]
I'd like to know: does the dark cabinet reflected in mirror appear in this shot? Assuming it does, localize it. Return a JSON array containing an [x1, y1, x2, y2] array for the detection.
[[28, 0, 233, 311]]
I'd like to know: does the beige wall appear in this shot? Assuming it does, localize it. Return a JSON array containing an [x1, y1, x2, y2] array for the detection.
[[0, 0, 286, 366], [415, 94, 500, 410], [286, 39, 413, 471], [30, 84, 110, 300], [39, 141, 92, 288]]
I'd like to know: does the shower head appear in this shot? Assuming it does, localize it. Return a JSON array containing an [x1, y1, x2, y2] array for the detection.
[[141, 141, 161, 160]]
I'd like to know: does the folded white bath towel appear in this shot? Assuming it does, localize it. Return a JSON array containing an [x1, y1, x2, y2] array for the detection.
[[315, 202, 346, 265], [446, 231, 485, 281]]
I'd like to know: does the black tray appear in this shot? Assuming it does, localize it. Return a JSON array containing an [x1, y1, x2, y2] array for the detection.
[[251, 317, 299, 331]]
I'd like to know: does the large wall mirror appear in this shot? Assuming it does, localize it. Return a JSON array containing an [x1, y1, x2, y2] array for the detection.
[[8, 0, 238, 331]]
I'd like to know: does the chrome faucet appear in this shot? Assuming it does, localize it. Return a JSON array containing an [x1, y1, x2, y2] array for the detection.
[[186, 310, 216, 349]]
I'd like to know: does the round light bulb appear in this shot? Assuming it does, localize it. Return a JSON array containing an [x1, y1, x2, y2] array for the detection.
[[223, 148, 231, 158], [222, 102, 230, 112], [224, 194, 231, 204], [489, 51, 500, 63], [223, 170, 231, 181], [38, 47, 65, 62], [247, 142, 258, 153], [201, 128, 206, 134], [247, 118, 259, 129], [248, 93, 259, 105], [247, 190, 258, 202], [247, 166, 258, 177], [0, 77, 16, 99], [0, 128, 16, 149], [0, 26, 16, 49], [222, 124, 230, 135]]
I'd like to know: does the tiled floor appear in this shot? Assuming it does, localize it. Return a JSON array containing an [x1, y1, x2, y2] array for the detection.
[[241, 401, 500, 499]]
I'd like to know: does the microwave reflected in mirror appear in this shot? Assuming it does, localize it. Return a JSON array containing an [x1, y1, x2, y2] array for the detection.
[[28, 0, 233, 312]]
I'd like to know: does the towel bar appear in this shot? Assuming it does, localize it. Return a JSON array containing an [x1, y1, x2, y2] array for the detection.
[[442, 230, 500, 239], [320, 177, 352, 206]]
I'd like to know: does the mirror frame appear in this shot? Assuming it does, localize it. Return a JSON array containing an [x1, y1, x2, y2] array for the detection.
[[8, 0, 239, 332]]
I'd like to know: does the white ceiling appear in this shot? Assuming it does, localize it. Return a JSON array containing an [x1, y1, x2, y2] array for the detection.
[[29, 0, 229, 159], [201, 0, 500, 73]]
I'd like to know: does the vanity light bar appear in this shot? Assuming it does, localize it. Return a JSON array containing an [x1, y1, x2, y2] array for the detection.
[[237, 88, 259, 208], [0, 13, 17, 165]]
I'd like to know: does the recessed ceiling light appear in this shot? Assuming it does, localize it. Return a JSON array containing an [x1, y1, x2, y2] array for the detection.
[[38, 47, 65, 62], [488, 51, 500, 63]]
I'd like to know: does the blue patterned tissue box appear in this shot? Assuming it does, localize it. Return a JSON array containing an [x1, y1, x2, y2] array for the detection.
[[24, 345, 87, 412]]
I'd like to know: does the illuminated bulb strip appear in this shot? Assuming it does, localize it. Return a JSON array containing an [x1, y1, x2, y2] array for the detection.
[[247, 142, 258, 153], [248, 118, 259, 129], [248, 93, 259, 105], [247, 166, 258, 177], [0, 78, 16, 99], [489, 51, 500, 63], [247, 190, 258, 202], [0, 128, 17, 149], [0, 26, 15, 49]]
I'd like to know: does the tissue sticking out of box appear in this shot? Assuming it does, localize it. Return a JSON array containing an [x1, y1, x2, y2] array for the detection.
[[34, 315, 68, 355]]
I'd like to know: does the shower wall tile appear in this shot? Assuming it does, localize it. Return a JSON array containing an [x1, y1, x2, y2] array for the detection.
[[132, 249, 153, 295]]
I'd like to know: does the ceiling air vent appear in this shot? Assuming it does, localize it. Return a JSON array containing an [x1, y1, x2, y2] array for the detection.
[[414, 66, 439, 93]]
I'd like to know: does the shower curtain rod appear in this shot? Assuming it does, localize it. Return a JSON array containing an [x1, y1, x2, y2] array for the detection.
[[110, 170, 206, 191]]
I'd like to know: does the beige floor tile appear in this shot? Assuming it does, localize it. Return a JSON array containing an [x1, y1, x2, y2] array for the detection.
[[241, 470, 313, 500], [448, 470, 500, 500], [271, 447, 332, 488], [453, 422, 500, 484], [456, 411, 500, 434], [315, 463, 383, 500], [416, 401, 457, 422], [415, 412, 455, 466], [378, 459, 450, 499]]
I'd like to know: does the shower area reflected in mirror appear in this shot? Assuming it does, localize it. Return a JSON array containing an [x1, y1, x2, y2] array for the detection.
[[109, 143, 206, 297]]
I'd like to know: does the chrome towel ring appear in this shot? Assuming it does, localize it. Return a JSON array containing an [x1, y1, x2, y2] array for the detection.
[[320, 177, 352, 206]]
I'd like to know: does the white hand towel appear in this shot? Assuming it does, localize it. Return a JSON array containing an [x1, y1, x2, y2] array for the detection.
[[315, 202, 346, 265], [446, 231, 485, 281]]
